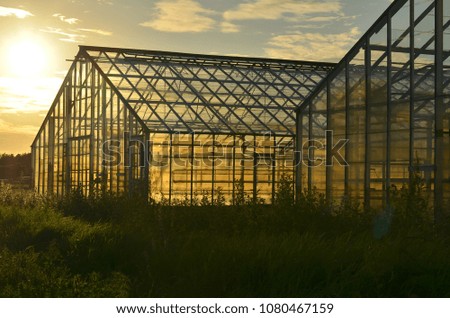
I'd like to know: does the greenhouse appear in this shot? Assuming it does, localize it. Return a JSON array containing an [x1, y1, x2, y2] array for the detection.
[[31, 46, 334, 203], [32, 0, 449, 210], [296, 0, 450, 215]]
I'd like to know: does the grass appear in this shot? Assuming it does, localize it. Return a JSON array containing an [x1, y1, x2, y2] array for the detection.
[[0, 181, 450, 297]]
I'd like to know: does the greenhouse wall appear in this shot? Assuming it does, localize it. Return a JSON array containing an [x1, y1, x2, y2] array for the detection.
[[296, 0, 450, 215], [32, 54, 148, 197]]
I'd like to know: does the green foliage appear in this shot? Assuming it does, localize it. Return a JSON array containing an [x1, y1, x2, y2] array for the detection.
[[389, 172, 432, 229], [233, 179, 265, 206], [0, 248, 129, 297], [196, 187, 227, 207], [0, 203, 129, 297], [296, 187, 329, 214], [0, 184, 40, 208], [0, 175, 448, 297], [213, 187, 226, 206], [233, 178, 249, 205], [274, 174, 295, 208]]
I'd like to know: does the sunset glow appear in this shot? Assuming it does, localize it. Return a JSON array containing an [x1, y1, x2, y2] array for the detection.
[[7, 40, 47, 77], [0, 0, 392, 154]]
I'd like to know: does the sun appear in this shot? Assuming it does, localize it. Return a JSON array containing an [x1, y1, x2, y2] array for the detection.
[[7, 40, 48, 77]]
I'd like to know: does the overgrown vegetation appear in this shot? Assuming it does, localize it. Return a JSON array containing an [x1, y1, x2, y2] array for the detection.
[[0, 178, 449, 297]]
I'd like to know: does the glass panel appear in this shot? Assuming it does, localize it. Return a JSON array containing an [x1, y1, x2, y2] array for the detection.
[[368, 22, 388, 207], [172, 133, 193, 202], [444, 0, 450, 57], [443, 0, 450, 209], [309, 90, 327, 193], [300, 106, 310, 190], [328, 68, 347, 200], [214, 135, 234, 201], [347, 48, 366, 200], [192, 134, 214, 199], [149, 133, 171, 201], [412, 0, 435, 201], [389, 3, 412, 189]]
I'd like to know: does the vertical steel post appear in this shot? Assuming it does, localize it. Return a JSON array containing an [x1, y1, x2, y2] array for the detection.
[[89, 66, 96, 195], [253, 136, 258, 202], [435, 0, 444, 222], [143, 131, 150, 199], [64, 78, 73, 195], [308, 97, 313, 193], [295, 110, 302, 201], [326, 80, 332, 202], [410, 0, 415, 184], [212, 134, 215, 202], [31, 144, 35, 192], [272, 136, 277, 204], [37, 136, 41, 193], [169, 133, 173, 205], [101, 80, 107, 193], [386, 13, 393, 206], [232, 135, 236, 205], [345, 59, 350, 198], [364, 41, 372, 210], [190, 133, 194, 205], [48, 117, 55, 193]]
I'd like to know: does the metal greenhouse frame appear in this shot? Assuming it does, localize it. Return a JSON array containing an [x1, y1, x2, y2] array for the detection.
[[31, 46, 334, 203], [296, 0, 450, 216], [33, 0, 449, 211]]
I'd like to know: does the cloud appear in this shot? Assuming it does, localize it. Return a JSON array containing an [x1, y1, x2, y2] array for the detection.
[[53, 13, 80, 25], [0, 118, 37, 136], [78, 28, 112, 36], [41, 27, 112, 43], [97, 0, 114, 5], [40, 27, 85, 43], [220, 22, 240, 33], [0, 117, 40, 153], [223, 0, 341, 22], [0, 77, 62, 114], [290, 14, 357, 30], [140, 0, 216, 33], [304, 16, 340, 23], [265, 27, 361, 62], [0, 6, 33, 18], [0, 77, 62, 153]]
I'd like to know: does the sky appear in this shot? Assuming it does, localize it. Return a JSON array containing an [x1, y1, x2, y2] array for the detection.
[[0, 0, 392, 154]]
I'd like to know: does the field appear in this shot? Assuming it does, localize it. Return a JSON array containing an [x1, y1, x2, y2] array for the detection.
[[1, 180, 450, 297]]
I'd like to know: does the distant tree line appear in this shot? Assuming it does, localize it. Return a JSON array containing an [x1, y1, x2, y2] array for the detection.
[[0, 153, 32, 184]]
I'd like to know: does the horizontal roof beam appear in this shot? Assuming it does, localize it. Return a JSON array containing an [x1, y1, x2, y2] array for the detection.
[[79, 45, 337, 71]]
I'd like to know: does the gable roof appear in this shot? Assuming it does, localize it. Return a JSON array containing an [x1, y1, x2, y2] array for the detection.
[[77, 46, 335, 136]]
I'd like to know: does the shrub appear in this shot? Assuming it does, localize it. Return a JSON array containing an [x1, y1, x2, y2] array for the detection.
[[274, 174, 295, 208], [296, 187, 329, 215], [389, 172, 432, 229]]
